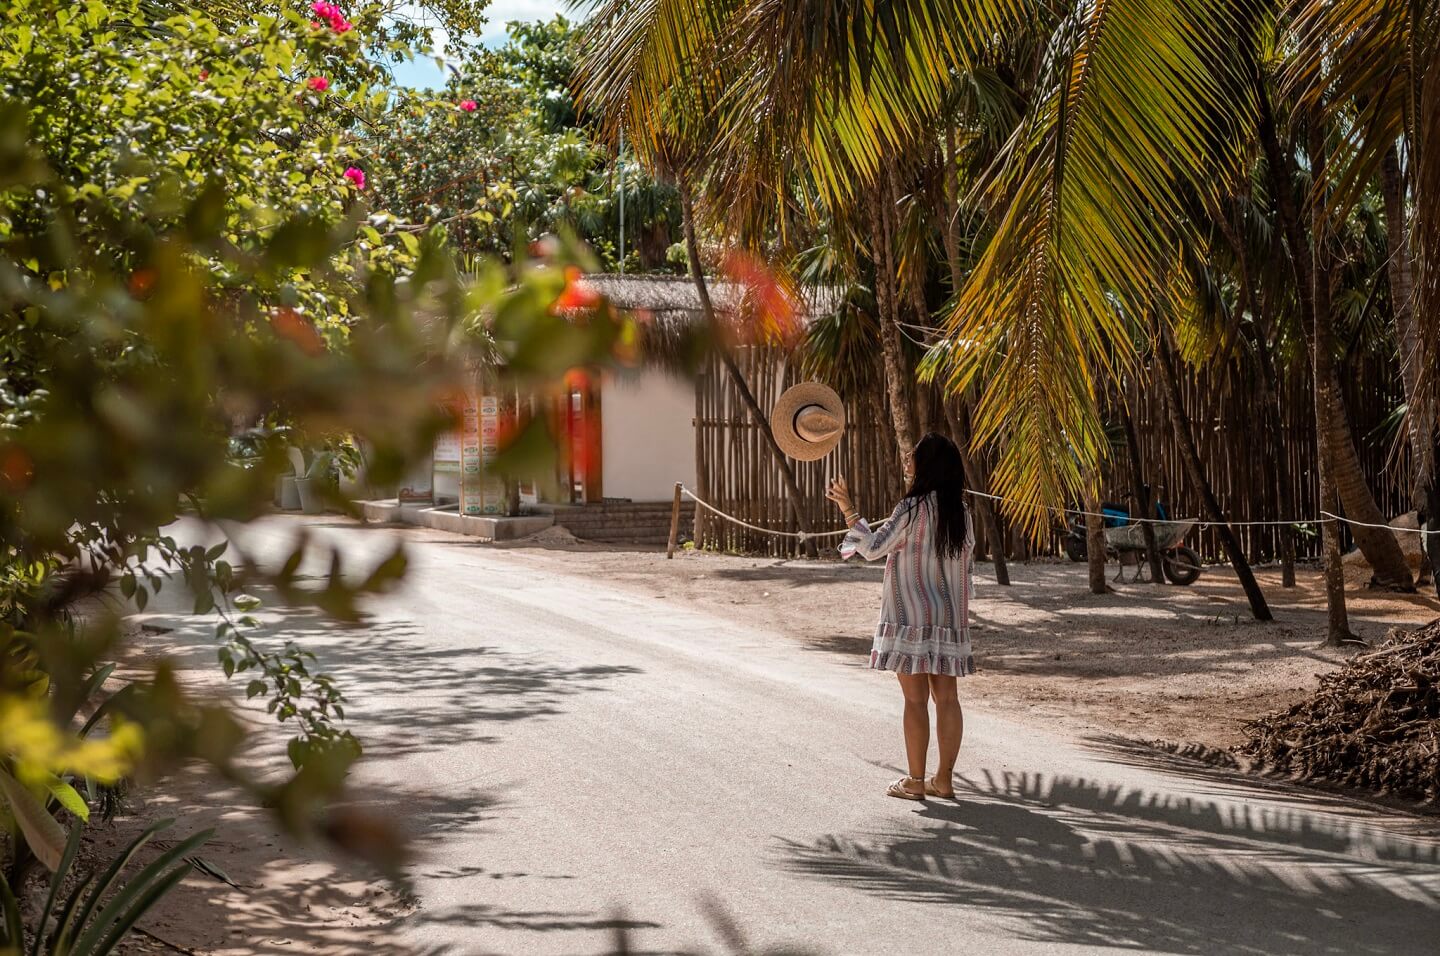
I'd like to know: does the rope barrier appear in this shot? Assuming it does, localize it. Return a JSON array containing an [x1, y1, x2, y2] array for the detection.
[[966, 488, 1437, 535], [682, 486, 860, 541], [681, 483, 1439, 541]]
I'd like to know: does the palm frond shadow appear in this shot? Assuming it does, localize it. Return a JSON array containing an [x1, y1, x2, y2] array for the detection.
[[774, 769, 1440, 956], [1084, 733, 1440, 821]]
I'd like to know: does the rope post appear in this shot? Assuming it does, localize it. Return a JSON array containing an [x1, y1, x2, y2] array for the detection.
[[667, 481, 683, 559]]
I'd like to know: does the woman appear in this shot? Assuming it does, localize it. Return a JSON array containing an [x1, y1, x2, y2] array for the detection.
[[826, 433, 974, 801]]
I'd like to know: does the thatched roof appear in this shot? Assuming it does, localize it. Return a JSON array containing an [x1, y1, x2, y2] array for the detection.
[[577, 273, 846, 373], [581, 273, 843, 324]]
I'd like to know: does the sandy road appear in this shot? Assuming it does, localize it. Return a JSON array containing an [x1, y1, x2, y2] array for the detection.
[[150, 517, 1440, 955]]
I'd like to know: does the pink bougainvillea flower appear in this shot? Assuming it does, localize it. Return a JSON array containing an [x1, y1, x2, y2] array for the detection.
[[343, 166, 366, 191], [307, 76, 330, 91], [459, 99, 477, 112], [310, 1, 353, 32]]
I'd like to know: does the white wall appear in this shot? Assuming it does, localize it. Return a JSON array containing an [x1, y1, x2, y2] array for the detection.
[[601, 369, 696, 502]]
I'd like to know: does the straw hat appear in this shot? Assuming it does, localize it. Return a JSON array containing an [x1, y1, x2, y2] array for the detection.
[[771, 382, 846, 461]]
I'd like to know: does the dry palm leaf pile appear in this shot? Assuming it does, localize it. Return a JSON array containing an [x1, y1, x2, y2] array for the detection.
[[1236, 617, 1440, 802]]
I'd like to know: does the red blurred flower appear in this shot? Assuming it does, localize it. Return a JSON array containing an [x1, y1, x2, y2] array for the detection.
[[722, 250, 801, 347], [307, 76, 330, 91], [127, 268, 156, 298], [459, 99, 477, 112], [553, 266, 599, 312], [529, 235, 560, 260], [0, 446, 33, 493], [343, 166, 366, 190], [271, 308, 325, 355], [198, 69, 210, 81]]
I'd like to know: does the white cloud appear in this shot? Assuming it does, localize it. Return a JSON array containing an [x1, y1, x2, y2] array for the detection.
[[388, 0, 581, 87], [477, 0, 572, 44]]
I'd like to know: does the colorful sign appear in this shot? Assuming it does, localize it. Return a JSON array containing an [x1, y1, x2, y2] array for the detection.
[[433, 422, 461, 476], [459, 389, 484, 515], [478, 395, 507, 514]]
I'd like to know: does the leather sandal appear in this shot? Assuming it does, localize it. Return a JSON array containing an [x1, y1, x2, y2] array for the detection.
[[886, 776, 926, 801], [924, 775, 955, 798]]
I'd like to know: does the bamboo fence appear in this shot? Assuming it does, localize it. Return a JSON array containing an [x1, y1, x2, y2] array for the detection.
[[694, 346, 1411, 563]]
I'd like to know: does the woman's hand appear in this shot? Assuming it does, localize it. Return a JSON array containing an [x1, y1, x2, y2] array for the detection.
[[825, 477, 855, 519]]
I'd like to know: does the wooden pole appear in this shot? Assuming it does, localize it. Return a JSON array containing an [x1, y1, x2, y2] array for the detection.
[[667, 481, 683, 559]]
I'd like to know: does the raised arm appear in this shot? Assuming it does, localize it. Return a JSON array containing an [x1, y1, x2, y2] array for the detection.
[[840, 499, 915, 562]]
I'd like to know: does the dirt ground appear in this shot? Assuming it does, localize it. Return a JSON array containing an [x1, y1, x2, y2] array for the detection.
[[489, 537, 1440, 751], [65, 527, 1440, 954]]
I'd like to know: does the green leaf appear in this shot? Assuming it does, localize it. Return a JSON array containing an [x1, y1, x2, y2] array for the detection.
[[287, 738, 309, 769], [33, 825, 83, 956], [187, 855, 241, 889], [0, 768, 68, 872], [245, 679, 267, 699], [44, 775, 91, 822], [0, 872, 21, 948], [74, 826, 213, 956]]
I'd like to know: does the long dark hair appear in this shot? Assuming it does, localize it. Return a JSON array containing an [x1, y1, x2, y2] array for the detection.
[[901, 432, 969, 558]]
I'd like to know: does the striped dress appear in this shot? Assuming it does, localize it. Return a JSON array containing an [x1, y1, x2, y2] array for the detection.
[[840, 493, 975, 676]]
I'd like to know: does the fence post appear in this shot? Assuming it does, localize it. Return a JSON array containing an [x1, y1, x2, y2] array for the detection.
[[667, 482, 683, 559]]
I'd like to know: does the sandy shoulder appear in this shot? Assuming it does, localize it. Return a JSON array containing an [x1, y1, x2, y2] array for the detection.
[[485, 537, 1440, 750]]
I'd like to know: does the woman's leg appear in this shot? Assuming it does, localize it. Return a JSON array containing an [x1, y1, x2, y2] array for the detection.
[[896, 673, 930, 787], [928, 674, 963, 792]]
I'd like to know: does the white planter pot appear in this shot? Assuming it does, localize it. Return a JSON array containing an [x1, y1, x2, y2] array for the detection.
[[276, 475, 300, 510], [295, 477, 323, 514]]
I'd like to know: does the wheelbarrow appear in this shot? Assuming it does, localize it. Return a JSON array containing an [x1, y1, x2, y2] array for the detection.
[[1104, 519, 1202, 585]]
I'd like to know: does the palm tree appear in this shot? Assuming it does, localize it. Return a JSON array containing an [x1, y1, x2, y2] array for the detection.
[[574, 0, 1439, 627], [1284, 0, 1440, 595]]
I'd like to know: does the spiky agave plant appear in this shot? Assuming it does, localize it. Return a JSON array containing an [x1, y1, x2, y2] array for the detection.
[[1, 820, 212, 956]]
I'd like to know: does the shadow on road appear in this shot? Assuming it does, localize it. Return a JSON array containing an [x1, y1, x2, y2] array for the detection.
[[144, 599, 643, 759], [775, 768, 1440, 955]]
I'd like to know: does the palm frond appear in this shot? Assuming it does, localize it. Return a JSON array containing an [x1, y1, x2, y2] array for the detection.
[[925, 0, 1262, 535]]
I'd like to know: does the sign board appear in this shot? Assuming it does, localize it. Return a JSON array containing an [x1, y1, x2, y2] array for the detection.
[[433, 423, 462, 476], [478, 394, 507, 514], [459, 389, 485, 515]]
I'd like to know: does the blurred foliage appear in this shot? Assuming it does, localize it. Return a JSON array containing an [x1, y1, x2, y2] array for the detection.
[[0, 0, 632, 936], [370, 16, 684, 272]]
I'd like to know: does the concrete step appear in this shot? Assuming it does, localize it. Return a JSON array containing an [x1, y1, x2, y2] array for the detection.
[[549, 501, 695, 547]]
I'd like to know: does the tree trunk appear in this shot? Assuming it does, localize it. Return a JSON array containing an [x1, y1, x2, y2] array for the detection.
[[1155, 324, 1273, 620], [1118, 398, 1166, 583], [678, 184, 817, 558], [1215, 209, 1298, 586], [942, 396, 1011, 585], [1310, 127, 1413, 590], [1426, 436, 1440, 598], [872, 179, 920, 479], [1380, 147, 1438, 590], [1084, 486, 1108, 594], [1309, 127, 1360, 641], [1253, 82, 1414, 589], [935, 127, 1012, 584]]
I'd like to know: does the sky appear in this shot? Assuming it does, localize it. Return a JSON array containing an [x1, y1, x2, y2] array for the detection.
[[389, 0, 572, 89]]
